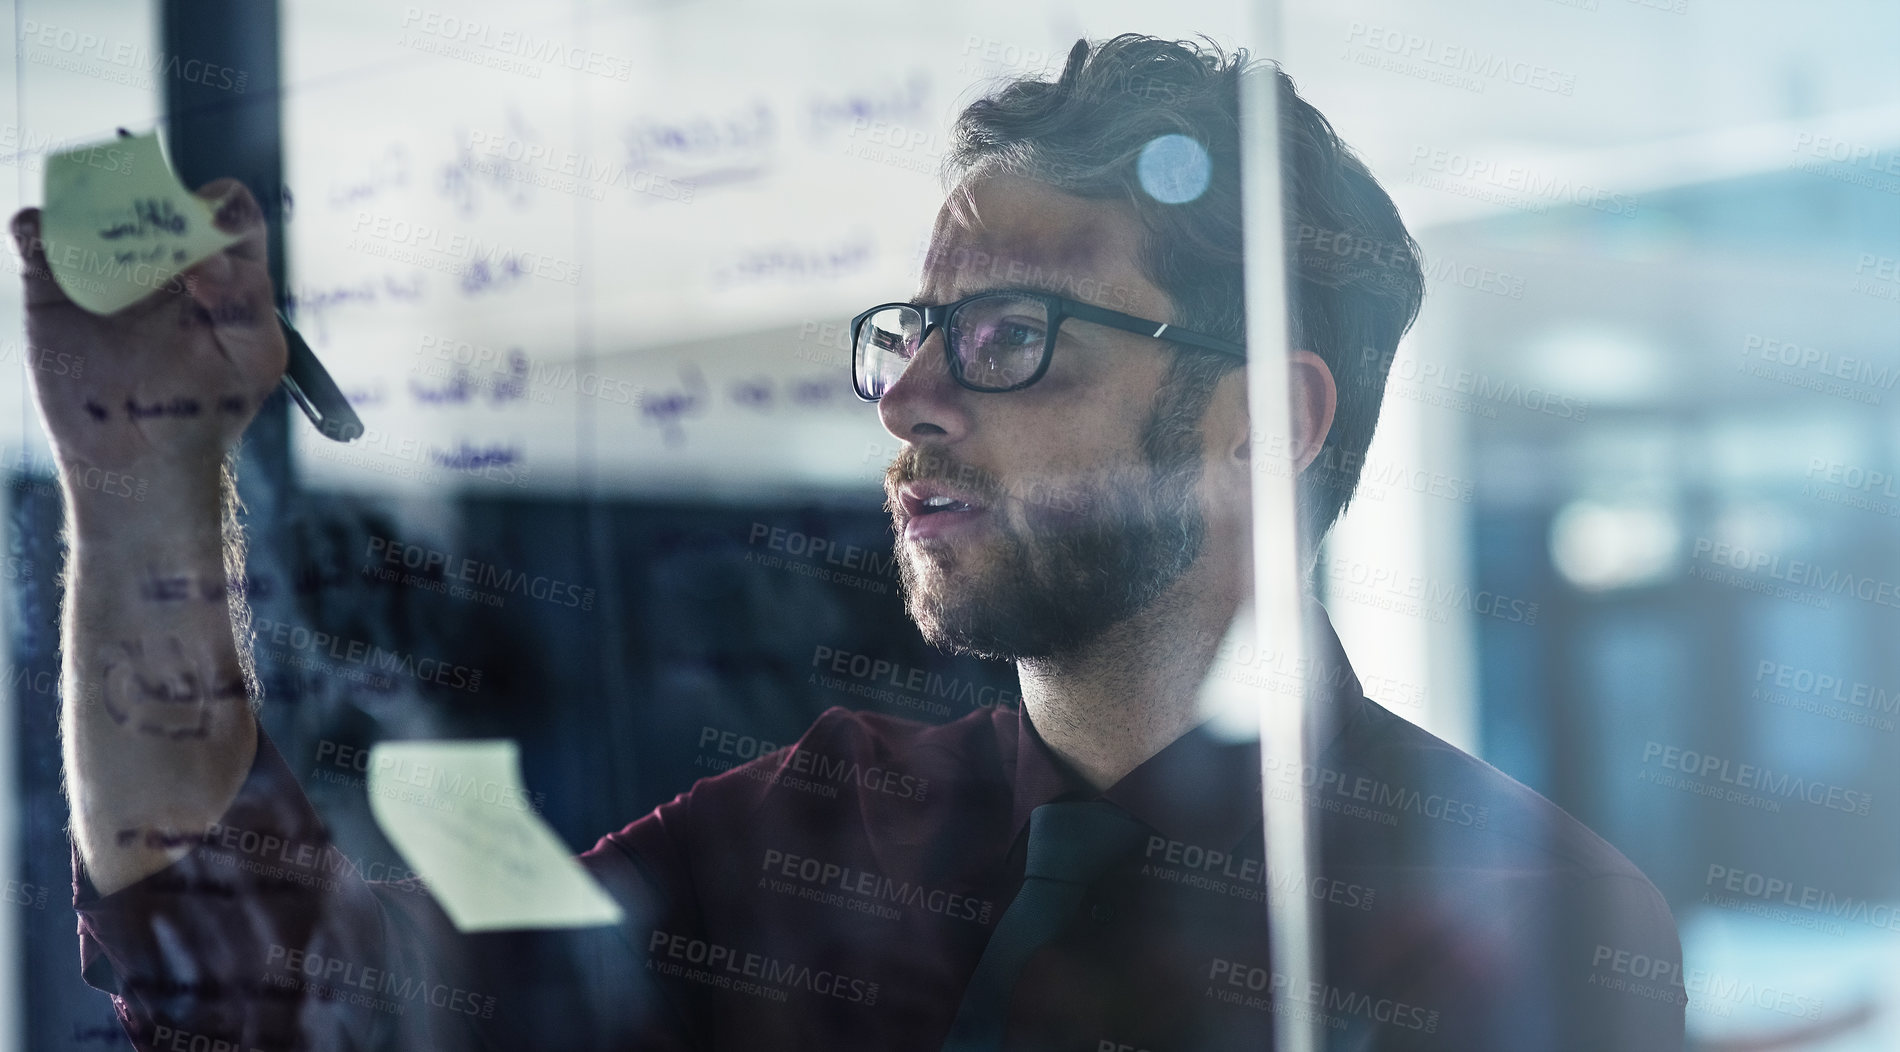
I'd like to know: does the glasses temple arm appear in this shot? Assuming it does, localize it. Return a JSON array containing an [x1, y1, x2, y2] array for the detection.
[[1059, 298, 1248, 358]]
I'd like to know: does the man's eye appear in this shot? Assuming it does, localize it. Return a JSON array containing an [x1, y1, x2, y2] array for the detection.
[[993, 320, 1043, 346]]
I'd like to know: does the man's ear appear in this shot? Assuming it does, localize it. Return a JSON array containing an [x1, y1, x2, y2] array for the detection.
[[1288, 349, 1338, 474], [1211, 367, 1254, 467], [1219, 351, 1338, 473]]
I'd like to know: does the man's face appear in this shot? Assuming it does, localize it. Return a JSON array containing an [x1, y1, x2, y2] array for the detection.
[[879, 173, 1230, 660]]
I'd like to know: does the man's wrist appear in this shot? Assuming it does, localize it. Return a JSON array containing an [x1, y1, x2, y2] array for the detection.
[[63, 460, 226, 546]]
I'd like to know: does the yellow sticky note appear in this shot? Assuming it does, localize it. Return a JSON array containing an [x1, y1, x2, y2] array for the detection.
[[366, 740, 624, 932], [38, 129, 242, 314]]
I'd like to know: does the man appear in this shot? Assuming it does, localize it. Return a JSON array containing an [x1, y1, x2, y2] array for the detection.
[[15, 34, 1682, 1052]]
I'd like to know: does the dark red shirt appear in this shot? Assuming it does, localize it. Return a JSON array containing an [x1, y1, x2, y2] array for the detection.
[[74, 607, 1684, 1050]]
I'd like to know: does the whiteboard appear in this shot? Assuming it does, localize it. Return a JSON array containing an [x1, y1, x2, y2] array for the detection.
[[280, 0, 1252, 496]]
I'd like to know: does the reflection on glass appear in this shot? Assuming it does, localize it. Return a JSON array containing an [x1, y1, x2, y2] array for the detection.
[[2, 3, 1896, 1051]]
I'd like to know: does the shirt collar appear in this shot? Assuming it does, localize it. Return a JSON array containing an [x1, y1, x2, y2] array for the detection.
[[1006, 597, 1363, 855]]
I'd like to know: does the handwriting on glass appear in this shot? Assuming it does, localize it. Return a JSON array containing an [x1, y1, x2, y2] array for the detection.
[[411, 351, 531, 407], [138, 570, 270, 604], [429, 441, 521, 471], [97, 636, 244, 739], [83, 394, 251, 422]]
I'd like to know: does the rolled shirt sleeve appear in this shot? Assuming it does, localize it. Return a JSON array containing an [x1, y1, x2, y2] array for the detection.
[[73, 726, 691, 1051]]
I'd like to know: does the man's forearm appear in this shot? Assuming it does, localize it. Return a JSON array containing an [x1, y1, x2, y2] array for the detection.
[[63, 463, 259, 896]]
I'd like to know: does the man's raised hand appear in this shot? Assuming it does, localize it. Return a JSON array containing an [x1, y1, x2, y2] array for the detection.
[[10, 177, 286, 489]]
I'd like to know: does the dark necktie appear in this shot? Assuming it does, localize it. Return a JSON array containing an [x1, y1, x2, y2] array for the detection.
[[940, 800, 1151, 1052]]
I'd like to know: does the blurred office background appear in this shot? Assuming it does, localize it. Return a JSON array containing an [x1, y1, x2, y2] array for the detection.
[[2, 0, 1897, 1047]]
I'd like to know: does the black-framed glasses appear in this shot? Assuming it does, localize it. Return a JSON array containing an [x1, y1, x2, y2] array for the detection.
[[849, 288, 1247, 401]]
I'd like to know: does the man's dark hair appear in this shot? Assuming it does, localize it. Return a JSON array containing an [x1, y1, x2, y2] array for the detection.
[[945, 34, 1426, 546]]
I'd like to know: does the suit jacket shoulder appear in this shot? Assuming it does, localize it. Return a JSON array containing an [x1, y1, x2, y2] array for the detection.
[[1312, 696, 1685, 1051]]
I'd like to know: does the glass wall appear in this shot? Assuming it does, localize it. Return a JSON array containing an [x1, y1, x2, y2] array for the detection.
[[3, 0, 1896, 1048]]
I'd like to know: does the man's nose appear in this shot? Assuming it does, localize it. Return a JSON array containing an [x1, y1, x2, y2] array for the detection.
[[877, 328, 973, 444]]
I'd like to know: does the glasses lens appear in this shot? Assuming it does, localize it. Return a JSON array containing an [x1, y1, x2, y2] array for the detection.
[[854, 306, 923, 399], [948, 293, 1050, 391]]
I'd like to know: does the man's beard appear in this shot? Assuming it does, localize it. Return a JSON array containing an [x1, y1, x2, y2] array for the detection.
[[885, 397, 1210, 661]]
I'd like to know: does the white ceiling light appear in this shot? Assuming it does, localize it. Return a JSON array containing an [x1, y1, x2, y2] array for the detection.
[[1550, 499, 1682, 592]]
